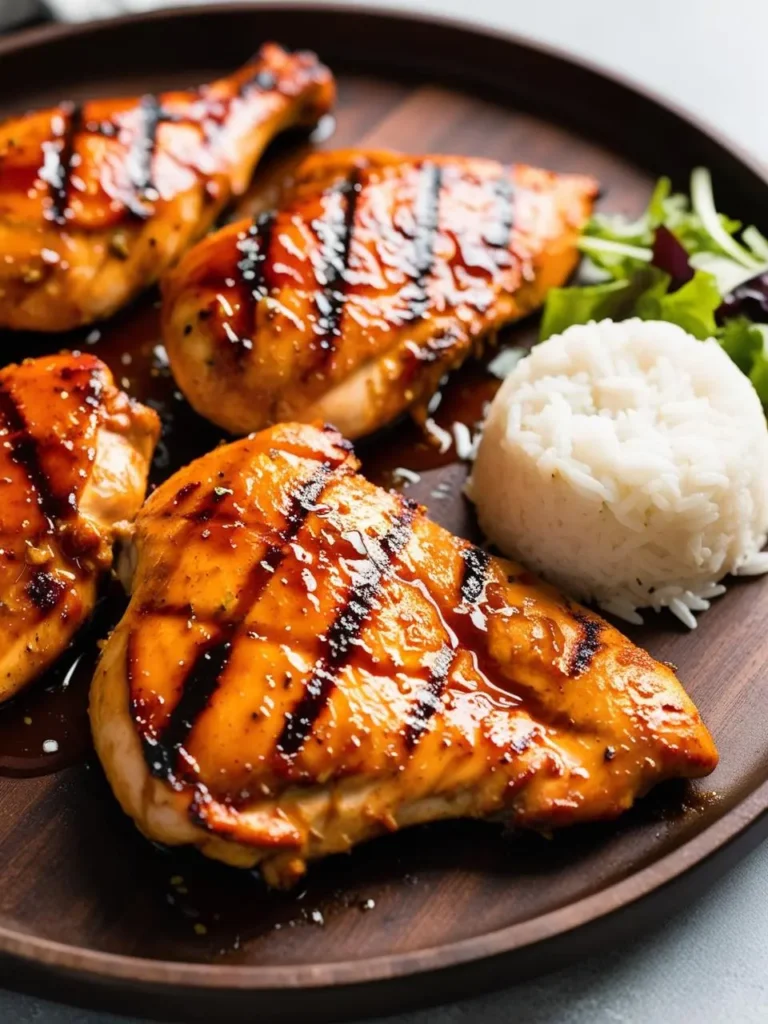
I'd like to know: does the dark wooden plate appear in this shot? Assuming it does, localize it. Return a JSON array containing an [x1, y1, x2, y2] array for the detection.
[[0, 5, 767, 1022]]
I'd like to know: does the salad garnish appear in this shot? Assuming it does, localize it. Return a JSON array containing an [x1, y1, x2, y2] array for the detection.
[[541, 168, 768, 401]]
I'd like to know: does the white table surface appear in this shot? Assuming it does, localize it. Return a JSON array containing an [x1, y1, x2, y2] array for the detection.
[[5, 1, 768, 1021]]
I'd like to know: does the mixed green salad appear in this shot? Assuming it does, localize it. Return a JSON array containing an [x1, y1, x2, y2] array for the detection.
[[541, 168, 768, 401]]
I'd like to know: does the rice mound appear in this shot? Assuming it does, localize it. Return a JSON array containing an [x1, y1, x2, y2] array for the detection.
[[468, 318, 768, 628]]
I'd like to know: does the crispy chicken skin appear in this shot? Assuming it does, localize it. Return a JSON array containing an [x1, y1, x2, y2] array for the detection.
[[0, 44, 334, 332], [162, 150, 597, 439], [91, 422, 716, 887], [0, 353, 159, 702]]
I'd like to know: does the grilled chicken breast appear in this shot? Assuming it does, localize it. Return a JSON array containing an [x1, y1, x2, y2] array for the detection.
[[91, 422, 716, 887], [162, 150, 597, 439], [0, 44, 334, 332], [0, 353, 159, 702]]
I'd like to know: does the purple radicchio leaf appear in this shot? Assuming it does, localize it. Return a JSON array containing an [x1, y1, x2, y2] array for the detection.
[[651, 225, 694, 289], [717, 271, 768, 325]]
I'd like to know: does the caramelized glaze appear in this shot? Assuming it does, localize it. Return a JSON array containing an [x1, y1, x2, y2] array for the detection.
[[0, 246, 530, 779], [0, 352, 158, 715], [0, 43, 335, 331], [90, 422, 717, 887], [162, 150, 597, 439]]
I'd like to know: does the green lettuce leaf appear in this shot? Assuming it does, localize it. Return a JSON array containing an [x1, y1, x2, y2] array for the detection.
[[543, 167, 768, 402], [582, 169, 763, 276], [637, 270, 721, 340], [540, 267, 722, 343], [748, 331, 768, 404], [718, 319, 768, 403], [540, 268, 669, 340], [577, 236, 653, 280], [718, 317, 763, 374], [584, 177, 671, 259]]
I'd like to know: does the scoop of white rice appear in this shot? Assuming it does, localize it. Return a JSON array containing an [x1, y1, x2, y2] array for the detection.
[[468, 318, 768, 628]]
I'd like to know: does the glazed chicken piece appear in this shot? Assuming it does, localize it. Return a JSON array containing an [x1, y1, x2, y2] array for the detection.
[[162, 150, 597, 439], [91, 422, 716, 887], [0, 44, 334, 332], [0, 353, 159, 702]]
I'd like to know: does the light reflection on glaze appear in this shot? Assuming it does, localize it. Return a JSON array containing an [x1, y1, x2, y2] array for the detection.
[[163, 152, 597, 439]]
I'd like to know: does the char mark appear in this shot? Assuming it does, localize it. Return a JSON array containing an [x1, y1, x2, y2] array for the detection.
[[145, 641, 233, 783], [124, 94, 163, 215], [47, 102, 82, 225], [144, 464, 335, 784], [404, 643, 455, 749], [237, 210, 275, 297], [232, 210, 276, 353], [310, 169, 361, 367], [0, 382, 68, 524], [404, 545, 489, 750], [281, 464, 334, 537], [408, 161, 442, 319], [484, 168, 514, 249], [569, 610, 603, 676], [460, 546, 490, 605], [26, 569, 67, 614], [277, 499, 416, 757]]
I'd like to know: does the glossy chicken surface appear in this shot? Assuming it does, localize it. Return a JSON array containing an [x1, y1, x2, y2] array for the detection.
[[0, 353, 159, 702], [0, 44, 334, 331], [91, 422, 717, 887], [163, 150, 597, 438]]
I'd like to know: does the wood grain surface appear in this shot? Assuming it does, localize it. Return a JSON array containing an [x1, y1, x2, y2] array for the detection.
[[0, 6, 766, 1022]]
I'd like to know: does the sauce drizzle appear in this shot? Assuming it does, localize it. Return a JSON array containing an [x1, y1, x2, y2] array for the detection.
[[140, 462, 338, 784], [277, 498, 416, 756]]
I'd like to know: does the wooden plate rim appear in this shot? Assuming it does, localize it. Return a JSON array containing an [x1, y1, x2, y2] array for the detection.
[[0, 0, 767, 995], [3, 1, 767, 190], [0, 782, 766, 989]]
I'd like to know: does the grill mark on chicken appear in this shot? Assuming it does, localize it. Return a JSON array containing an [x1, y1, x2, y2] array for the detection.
[[145, 640, 234, 782], [484, 168, 514, 249], [56, 96, 207, 218], [96, 425, 720, 880], [400, 558, 529, 714], [45, 102, 82, 225], [569, 609, 603, 677], [407, 161, 442, 320], [124, 94, 163, 215], [460, 545, 491, 605], [404, 643, 455, 749], [0, 380, 68, 525], [162, 155, 599, 440], [140, 463, 338, 784], [405, 547, 491, 749], [424, 563, 601, 733], [0, 45, 335, 334], [309, 168, 361, 369], [277, 498, 416, 757], [232, 210, 276, 354], [49, 97, 204, 224], [237, 211, 275, 299]]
